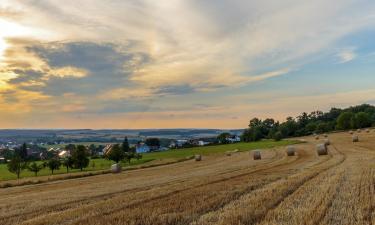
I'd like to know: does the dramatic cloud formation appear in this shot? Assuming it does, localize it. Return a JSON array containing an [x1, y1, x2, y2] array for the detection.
[[0, 0, 375, 128]]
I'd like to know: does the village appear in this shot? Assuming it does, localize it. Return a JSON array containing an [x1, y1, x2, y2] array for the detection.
[[0, 133, 242, 163]]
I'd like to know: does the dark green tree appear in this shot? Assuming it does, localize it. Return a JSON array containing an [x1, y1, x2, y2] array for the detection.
[[124, 152, 134, 164], [62, 156, 74, 173], [273, 131, 283, 141], [88, 144, 97, 156], [47, 158, 61, 174], [352, 112, 372, 128], [17, 143, 28, 161], [28, 162, 43, 176], [145, 138, 160, 150], [217, 133, 231, 144], [122, 137, 130, 152], [135, 153, 142, 161], [106, 144, 125, 163], [336, 112, 354, 130], [65, 144, 76, 153], [7, 155, 27, 179], [72, 145, 90, 171]]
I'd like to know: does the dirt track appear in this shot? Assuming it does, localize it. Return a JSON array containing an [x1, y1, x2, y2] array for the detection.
[[0, 131, 374, 225]]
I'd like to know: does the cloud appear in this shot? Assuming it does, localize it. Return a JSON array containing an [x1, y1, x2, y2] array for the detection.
[[155, 84, 196, 96], [336, 48, 357, 63], [6, 41, 151, 96], [0, 0, 375, 128]]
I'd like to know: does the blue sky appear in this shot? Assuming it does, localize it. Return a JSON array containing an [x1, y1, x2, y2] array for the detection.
[[0, 0, 374, 129]]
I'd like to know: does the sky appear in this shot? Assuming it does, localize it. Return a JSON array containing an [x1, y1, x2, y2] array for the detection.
[[0, 0, 375, 129]]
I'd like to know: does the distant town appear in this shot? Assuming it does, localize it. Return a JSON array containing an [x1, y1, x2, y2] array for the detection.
[[0, 129, 243, 162]]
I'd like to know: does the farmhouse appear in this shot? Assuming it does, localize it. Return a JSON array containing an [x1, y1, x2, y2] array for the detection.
[[103, 144, 114, 155], [225, 135, 241, 143], [136, 142, 150, 153], [58, 150, 70, 158]]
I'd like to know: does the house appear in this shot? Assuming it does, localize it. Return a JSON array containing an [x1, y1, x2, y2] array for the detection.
[[198, 140, 210, 146], [226, 135, 241, 143], [103, 144, 114, 156], [169, 141, 176, 148], [58, 150, 70, 158], [169, 139, 189, 148], [136, 142, 150, 153]]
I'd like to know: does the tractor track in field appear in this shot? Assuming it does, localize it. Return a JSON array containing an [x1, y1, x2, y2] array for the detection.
[[190, 144, 346, 225], [250, 145, 346, 225], [13, 148, 320, 225], [6, 134, 369, 225], [1, 149, 287, 224], [58, 148, 334, 225]]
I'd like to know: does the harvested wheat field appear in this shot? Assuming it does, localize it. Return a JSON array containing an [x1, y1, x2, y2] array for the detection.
[[1, 131, 374, 225]]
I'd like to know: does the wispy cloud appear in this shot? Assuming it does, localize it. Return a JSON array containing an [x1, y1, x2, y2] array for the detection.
[[0, 0, 375, 128], [336, 48, 357, 63]]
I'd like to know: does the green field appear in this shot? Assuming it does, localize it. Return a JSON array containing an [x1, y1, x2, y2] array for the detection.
[[0, 140, 298, 181]]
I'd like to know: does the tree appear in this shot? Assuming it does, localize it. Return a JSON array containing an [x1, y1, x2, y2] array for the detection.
[[28, 162, 43, 177], [47, 158, 61, 174], [242, 127, 263, 142], [249, 118, 262, 128], [135, 153, 142, 161], [62, 156, 74, 173], [7, 155, 27, 179], [72, 145, 90, 171], [305, 122, 317, 133], [316, 122, 329, 133], [88, 144, 97, 156], [2, 148, 14, 161], [241, 129, 251, 142], [17, 143, 28, 161], [273, 131, 283, 141], [145, 138, 160, 151], [65, 144, 76, 153], [122, 137, 130, 152], [336, 112, 354, 130], [106, 144, 125, 163], [124, 152, 134, 164], [353, 112, 372, 128], [217, 133, 230, 144]]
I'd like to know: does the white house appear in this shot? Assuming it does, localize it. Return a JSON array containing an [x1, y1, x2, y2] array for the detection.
[[198, 140, 210, 146], [226, 135, 241, 143], [136, 143, 150, 153], [58, 150, 70, 158]]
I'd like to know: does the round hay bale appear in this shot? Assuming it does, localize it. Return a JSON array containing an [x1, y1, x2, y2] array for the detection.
[[111, 163, 122, 173], [357, 129, 361, 133], [315, 136, 320, 140], [253, 150, 261, 160], [366, 129, 370, 133], [286, 146, 295, 156], [316, 144, 328, 156], [233, 149, 239, 153], [324, 139, 330, 146], [195, 154, 202, 161], [323, 133, 328, 138], [349, 130, 354, 135], [352, 135, 359, 142]]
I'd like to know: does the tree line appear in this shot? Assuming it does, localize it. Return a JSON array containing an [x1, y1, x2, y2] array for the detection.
[[242, 104, 375, 142], [7, 144, 91, 178]]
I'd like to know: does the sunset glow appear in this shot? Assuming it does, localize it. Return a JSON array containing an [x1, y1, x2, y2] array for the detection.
[[0, 1, 375, 129]]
